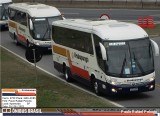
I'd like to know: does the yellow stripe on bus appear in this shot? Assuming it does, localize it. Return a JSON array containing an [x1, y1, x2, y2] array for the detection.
[[52, 45, 67, 57], [8, 21, 17, 28]]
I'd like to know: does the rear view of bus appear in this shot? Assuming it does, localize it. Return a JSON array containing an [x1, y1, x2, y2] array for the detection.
[[52, 19, 159, 95], [0, 0, 12, 30], [8, 3, 63, 50]]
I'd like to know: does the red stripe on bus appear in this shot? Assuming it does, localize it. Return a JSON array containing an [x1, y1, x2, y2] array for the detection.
[[18, 34, 26, 43], [71, 65, 90, 80], [66, 50, 90, 80]]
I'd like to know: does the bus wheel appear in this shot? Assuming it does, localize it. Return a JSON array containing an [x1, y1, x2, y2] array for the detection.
[[64, 67, 72, 82], [14, 34, 20, 46], [92, 78, 101, 96]]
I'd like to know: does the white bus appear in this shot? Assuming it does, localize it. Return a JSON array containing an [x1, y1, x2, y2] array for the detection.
[[8, 3, 63, 50], [0, 0, 12, 30], [51, 19, 159, 95]]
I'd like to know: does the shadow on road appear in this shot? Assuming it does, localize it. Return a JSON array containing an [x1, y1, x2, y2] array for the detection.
[[105, 92, 152, 102]]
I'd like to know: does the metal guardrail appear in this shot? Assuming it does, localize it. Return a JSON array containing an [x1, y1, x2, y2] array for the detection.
[[12, 0, 160, 9], [13, 0, 160, 2]]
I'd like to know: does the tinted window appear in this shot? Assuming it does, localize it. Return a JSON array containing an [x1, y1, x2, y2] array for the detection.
[[8, 8, 27, 26], [8, 8, 16, 20], [52, 26, 93, 54]]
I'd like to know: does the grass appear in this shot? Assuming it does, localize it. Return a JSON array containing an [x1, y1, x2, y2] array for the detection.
[[0, 47, 115, 107], [144, 24, 160, 36]]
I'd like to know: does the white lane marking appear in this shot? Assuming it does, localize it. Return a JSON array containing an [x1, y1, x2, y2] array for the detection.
[[151, 14, 160, 16], [63, 13, 79, 15], [0, 45, 124, 107]]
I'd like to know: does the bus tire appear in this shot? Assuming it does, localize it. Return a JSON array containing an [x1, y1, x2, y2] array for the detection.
[[14, 34, 20, 46], [92, 78, 101, 96], [64, 66, 72, 82]]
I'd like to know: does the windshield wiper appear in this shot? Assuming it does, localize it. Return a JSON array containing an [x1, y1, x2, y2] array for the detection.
[[120, 53, 126, 76], [133, 52, 145, 74], [42, 19, 50, 41]]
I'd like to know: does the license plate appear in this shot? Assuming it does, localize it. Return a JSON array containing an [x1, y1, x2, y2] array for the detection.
[[130, 88, 138, 92]]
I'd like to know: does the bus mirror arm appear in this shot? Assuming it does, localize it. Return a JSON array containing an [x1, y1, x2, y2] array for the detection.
[[151, 39, 159, 56], [29, 19, 33, 30], [99, 42, 107, 60]]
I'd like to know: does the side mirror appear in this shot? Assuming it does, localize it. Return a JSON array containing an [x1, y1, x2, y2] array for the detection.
[[29, 19, 33, 30], [151, 39, 159, 56], [99, 42, 107, 60]]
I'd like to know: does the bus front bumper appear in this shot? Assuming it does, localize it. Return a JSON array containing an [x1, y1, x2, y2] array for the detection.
[[34, 42, 51, 51], [101, 80, 155, 94], [0, 21, 8, 30]]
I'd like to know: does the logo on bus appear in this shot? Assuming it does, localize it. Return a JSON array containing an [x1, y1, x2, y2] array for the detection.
[[73, 52, 89, 63], [109, 42, 126, 46]]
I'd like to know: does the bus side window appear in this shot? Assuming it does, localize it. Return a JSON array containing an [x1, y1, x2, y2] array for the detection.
[[73, 30, 93, 54], [93, 34, 105, 72], [15, 11, 21, 22], [20, 12, 27, 26], [84, 34, 93, 55], [52, 26, 93, 54], [9, 8, 16, 20]]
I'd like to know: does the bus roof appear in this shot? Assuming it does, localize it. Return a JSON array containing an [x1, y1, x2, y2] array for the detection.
[[0, 0, 12, 4], [9, 3, 61, 18], [53, 19, 148, 41]]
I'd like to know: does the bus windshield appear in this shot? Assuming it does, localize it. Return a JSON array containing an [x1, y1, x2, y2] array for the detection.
[[104, 38, 154, 78], [32, 16, 62, 41], [0, 3, 10, 20], [0, 5, 3, 19]]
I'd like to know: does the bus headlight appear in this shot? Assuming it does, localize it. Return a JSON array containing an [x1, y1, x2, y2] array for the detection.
[[149, 76, 155, 82], [146, 76, 155, 82], [110, 79, 121, 85], [111, 81, 116, 85], [111, 88, 117, 93]]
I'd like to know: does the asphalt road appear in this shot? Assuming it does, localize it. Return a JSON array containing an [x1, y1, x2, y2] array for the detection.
[[59, 8, 160, 21], [1, 8, 160, 107]]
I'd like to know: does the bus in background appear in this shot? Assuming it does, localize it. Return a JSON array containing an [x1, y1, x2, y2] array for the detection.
[[8, 3, 63, 50], [51, 19, 159, 95], [0, 0, 12, 30]]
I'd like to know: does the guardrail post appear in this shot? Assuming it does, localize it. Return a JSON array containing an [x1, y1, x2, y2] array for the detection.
[[155, 0, 157, 5], [141, 0, 143, 8]]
